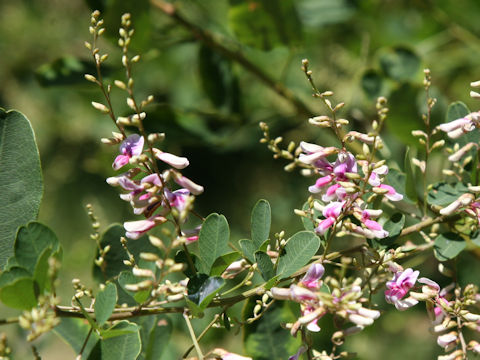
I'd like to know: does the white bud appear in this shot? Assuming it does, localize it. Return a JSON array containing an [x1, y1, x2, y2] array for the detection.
[[91, 101, 110, 113]]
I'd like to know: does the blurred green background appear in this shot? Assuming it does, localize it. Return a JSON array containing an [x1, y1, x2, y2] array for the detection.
[[2, 0, 480, 358]]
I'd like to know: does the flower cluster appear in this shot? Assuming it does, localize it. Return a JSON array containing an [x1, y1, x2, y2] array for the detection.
[[271, 264, 380, 338], [107, 134, 203, 240], [299, 141, 403, 238]]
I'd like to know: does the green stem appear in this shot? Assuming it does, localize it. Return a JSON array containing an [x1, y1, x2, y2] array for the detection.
[[183, 312, 204, 360]]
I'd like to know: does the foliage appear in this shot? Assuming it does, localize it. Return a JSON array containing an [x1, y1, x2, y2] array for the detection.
[[3, 1, 480, 359]]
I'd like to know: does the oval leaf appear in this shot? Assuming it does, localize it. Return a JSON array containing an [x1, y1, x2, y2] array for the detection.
[[198, 213, 230, 274], [95, 282, 118, 326], [0, 109, 43, 268], [434, 232, 466, 261], [251, 199, 271, 248], [100, 321, 141, 360], [276, 231, 320, 279]]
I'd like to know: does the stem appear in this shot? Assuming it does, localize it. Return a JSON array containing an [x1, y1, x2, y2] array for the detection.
[[183, 312, 203, 360], [183, 313, 221, 358], [78, 327, 94, 359], [456, 316, 467, 359]]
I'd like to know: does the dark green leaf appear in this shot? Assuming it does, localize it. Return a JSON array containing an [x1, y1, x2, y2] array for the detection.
[[427, 182, 469, 206], [187, 274, 225, 310], [210, 252, 240, 276], [361, 70, 385, 99], [255, 251, 275, 281], [198, 213, 230, 274], [243, 300, 301, 359], [228, 1, 301, 50], [276, 231, 320, 279], [383, 213, 405, 239], [35, 56, 102, 87], [0, 109, 43, 268], [239, 239, 256, 263], [380, 46, 420, 82], [404, 148, 418, 202], [95, 282, 118, 326], [54, 318, 100, 358], [118, 271, 151, 304], [434, 232, 466, 261], [100, 321, 141, 360], [251, 199, 271, 248], [93, 224, 157, 282], [174, 250, 200, 278], [142, 316, 172, 360]]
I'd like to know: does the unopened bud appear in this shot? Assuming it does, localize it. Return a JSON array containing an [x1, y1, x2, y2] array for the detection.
[[91, 101, 110, 114]]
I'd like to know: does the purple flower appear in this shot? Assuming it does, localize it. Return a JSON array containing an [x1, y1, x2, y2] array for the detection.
[[299, 141, 337, 169], [300, 263, 325, 289], [165, 188, 190, 212], [361, 210, 388, 239], [385, 268, 419, 310], [113, 134, 144, 170], [333, 152, 357, 180], [289, 346, 307, 360]]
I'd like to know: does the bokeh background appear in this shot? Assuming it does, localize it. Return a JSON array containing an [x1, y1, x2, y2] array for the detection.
[[2, 0, 480, 358]]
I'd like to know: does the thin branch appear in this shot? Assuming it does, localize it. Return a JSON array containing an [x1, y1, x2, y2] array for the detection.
[[183, 312, 203, 360], [150, 0, 314, 119]]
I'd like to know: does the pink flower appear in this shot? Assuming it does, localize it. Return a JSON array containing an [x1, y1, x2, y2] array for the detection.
[[361, 210, 388, 239], [124, 216, 167, 239], [308, 175, 334, 194], [298, 141, 336, 169], [165, 188, 190, 212], [315, 201, 345, 235], [378, 184, 403, 201], [300, 263, 325, 289], [113, 134, 144, 170], [368, 164, 388, 186], [385, 268, 420, 310]]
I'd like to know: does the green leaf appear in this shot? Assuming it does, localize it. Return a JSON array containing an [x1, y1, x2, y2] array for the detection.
[[301, 201, 321, 232], [100, 321, 141, 360], [0, 267, 31, 288], [383, 213, 405, 239], [93, 224, 157, 282], [297, 0, 355, 28], [187, 274, 225, 310], [251, 199, 271, 248], [239, 239, 256, 263], [0, 109, 43, 268], [174, 250, 200, 278], [118, 271, 151, 304], [13, 222, 60, 274], [35, 56, 102, 87], [427, 182, 469, 206], [276, 231, 320, 279], [0, 277, 37, 310], [33, 248, 52, 293], [198, 213, 230, 274], [95, 282, 118, 326], [404, 148, 418, 202], [361, 69, 385, 99], [380, 46, 420, 82], [198, 45, 238, 110], [210, 252, 240, 276], [228, 1, 301, 50], [243, 300, 301, 359], [255, 251, 275, 281], [434, 232, 466, 261], [54, 318, 100, 358], [138, 315, 172, 360]]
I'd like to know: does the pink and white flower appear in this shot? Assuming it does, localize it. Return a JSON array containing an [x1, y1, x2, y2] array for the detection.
[[385, 268, 420, 310], [377, 184, 403, 201], [124, 216, 167, 239], [300, 263, 325, 289], [438, 112, 479, 138], [112, 134, 144, 170]]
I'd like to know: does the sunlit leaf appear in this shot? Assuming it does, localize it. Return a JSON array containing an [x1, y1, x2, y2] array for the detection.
[[276, 231, 320, 279], [434, 232, 466, 261]]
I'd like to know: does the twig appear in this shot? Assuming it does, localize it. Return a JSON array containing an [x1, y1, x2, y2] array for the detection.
[[183, 311, 203, 360], [150, 0, 314, 119], [183, 313, 222, 358], [78, 327, 94, 359]]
